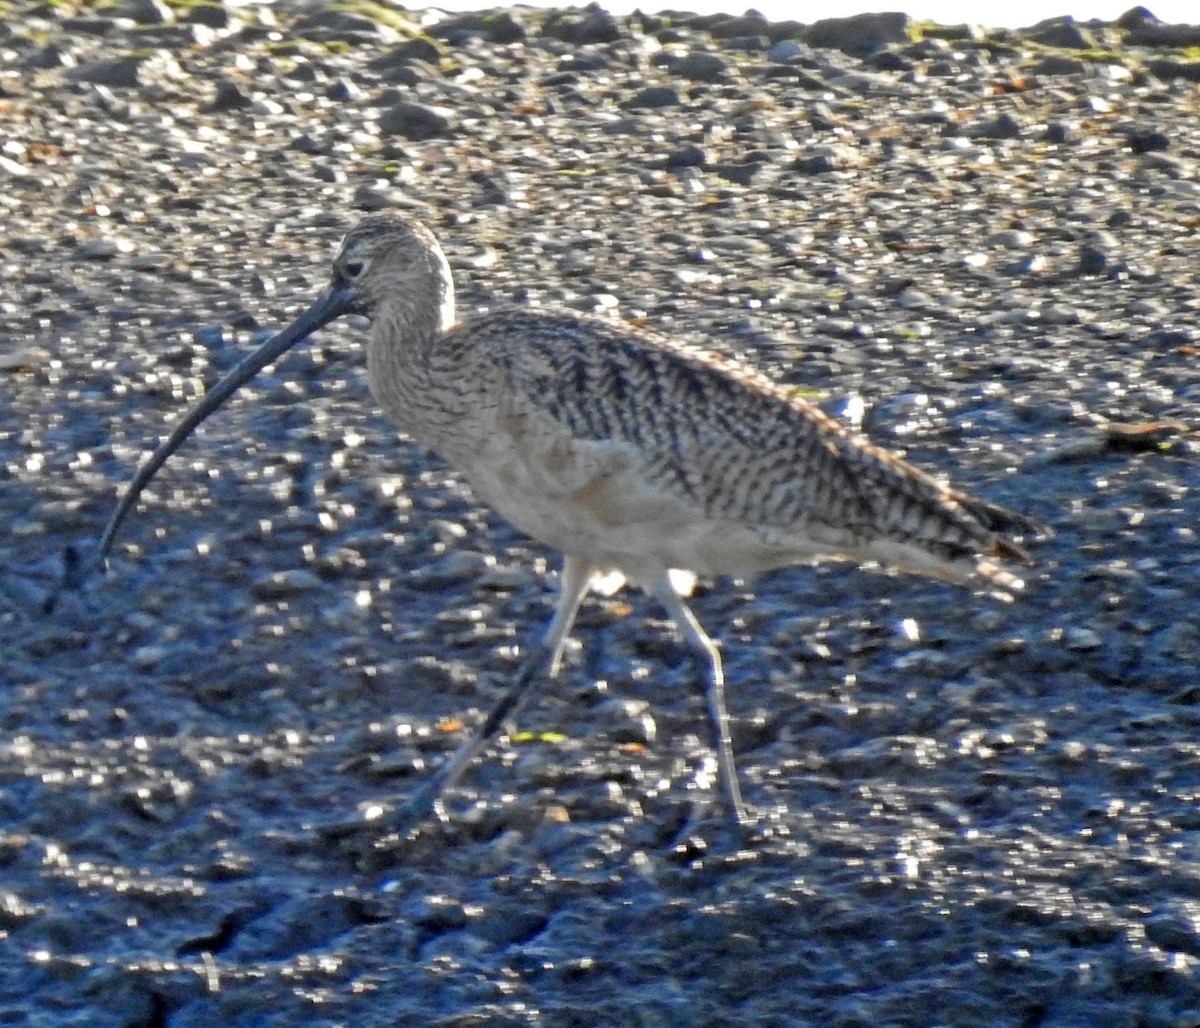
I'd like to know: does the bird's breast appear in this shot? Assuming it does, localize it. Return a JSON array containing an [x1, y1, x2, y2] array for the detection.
[[450, 417, 804, 579]]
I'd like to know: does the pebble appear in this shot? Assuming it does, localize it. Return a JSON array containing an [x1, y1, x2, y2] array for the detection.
[[409, 550, 496, 588], [622, 85, 679, 109], [377, 100, 457, 140], [250, 568, 324, 599], [666, 51, 729, 82]]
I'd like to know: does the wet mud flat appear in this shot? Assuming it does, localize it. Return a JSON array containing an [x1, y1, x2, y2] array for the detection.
[[2, 1, 1200, 1024]]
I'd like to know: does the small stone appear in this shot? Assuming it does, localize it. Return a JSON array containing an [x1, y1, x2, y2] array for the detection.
[[707, 13, 770, 39], [1027, 17, 1095, 49], [431, 11, 526, 44], [26, 44, 76, 70], [118, 0, 174, 26], [971, 112, 1023, 140], [622, 86, 679, 110], [767, 39, 805, 61], [792, 153, 835, 175], [0, 155, 34, 180], [990, 229, 1034, 249], [1126, 127, 1170, 154], [668, 51, 728, 83], [61, 16, 124, 37], [75, 238, 133, 260], [1031, 55, 1086, 76], [353, 184, 400, 211], [596, 698, 657, 746], [130, 644, 170, 670], [544, 9, 622, 45], [250, 569, 324, 600], [410, 551, 496, 589], [723, 34, 768, 53], [378, 101, 456, 140], [1063, 626, 1102, 652], [1144, 909, 1200, 957], [184, 2, 230, 28], [209, 80, 251, 112], [1042, 121, 1072, 144], [370, 38, 441, 70], [1078, 244, 1108, 275], [665, 144, 707, 169], [66, 51, 182, 88], [193, 324, 225, 348], [803, 13, 910, 57], [293, 9, 401, 43]]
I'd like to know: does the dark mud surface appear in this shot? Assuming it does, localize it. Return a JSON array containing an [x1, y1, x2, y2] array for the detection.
[[2, 2, 1200, 1024]]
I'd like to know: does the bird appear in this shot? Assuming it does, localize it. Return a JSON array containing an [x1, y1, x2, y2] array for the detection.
[[62, 212, 1044, 831]]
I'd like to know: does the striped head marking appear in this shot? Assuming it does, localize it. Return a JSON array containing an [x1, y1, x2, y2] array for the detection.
[[330, 214, 455, 329]]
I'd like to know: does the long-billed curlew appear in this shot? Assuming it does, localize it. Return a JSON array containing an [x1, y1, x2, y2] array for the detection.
[[56, 213, 1043, 830]]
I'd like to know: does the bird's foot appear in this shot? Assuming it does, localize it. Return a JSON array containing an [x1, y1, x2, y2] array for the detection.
[[668, 795, 783, 858], [309, 793, 447, 870], [41, 541, 106, 616]]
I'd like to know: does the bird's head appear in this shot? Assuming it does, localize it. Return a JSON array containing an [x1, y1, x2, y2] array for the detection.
[[325, 214, 456, 331], [47, 213, 457, 602]]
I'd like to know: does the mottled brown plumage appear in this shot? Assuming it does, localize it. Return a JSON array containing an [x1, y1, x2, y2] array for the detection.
[[349, 216, 1037, 594], [74, 213, 1044, 829]]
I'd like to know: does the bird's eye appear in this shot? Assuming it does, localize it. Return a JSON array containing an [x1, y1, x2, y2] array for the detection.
[[343, 260, 365, 279]]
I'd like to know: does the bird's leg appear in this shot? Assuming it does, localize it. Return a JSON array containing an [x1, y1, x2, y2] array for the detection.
[[645, 574, 749, 827], [389, 556, 597, 832]]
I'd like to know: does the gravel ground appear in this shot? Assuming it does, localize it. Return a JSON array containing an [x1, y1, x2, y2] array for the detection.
[[3, 1, 1200, 1024]]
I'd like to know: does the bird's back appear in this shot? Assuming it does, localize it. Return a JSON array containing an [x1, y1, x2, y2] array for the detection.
[[395, 305, 1038, 590]]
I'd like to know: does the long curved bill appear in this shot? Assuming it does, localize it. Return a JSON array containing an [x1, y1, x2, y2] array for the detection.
[[49, 282, 357, 607]]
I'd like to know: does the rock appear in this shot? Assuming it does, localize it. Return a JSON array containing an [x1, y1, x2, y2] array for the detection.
[[1031, 55, 1087, 76], [665, 144, 707, 169], [970, 112, 1023, 139], [1115, 6, 1157, 31], [378, 101, 456, 140], [721, 34, 768, 53], [1125, 22, 1200, 47], [250, 569, 324, 599], [0, 155, 35, 180], [370, 38, 442, 71], [666, 50, 729, 83], [75, 238, 133, 260], [293, 9, 403, 44], [707, 13, 770, 39], [542, 9, 623, 45], [430, 11, 526, 44], [409, 550, 496, 588], [1146, 59, 1200, 82], [208, 79, 251, 112], [183, 2, 230, 29], [1144, 908, 1200, 957], [115, 0, 174, 25], [710, 161, 762, 186], [1043, 121, 1073, 143], [767, 39, 806, 61], [1026, 17, 1096, 49], [621, 85, 679, 109], [65, 51, 182, 88], [1078, 243, 1108, 275], [1126, 127, 1170, 153], [325, 78, 361, 103], [60, 16, 125, 37], [803, 13, 910, 57]]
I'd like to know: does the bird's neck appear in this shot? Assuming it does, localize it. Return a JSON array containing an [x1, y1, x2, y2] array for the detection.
[[374, 277, 456, 350], [365, 268, 459, 443]]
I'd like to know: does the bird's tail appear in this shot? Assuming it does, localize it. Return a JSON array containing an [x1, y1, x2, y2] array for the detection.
[[866, 492, 1049, 600]]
